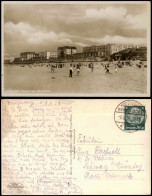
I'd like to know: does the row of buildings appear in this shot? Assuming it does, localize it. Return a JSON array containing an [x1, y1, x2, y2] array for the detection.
[[72, 44, 144, 60], [20, 51, 59, 61], [5, 44, 144, 63], [13, 46, 77, 62]]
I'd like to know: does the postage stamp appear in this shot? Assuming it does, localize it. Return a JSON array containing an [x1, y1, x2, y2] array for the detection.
[[114, 100, 146, 133], [124, 106, 145, 130]]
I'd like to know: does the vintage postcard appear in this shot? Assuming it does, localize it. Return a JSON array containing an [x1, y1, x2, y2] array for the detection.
[[1, 99, 151, 195], [1, 1, 151, 97]]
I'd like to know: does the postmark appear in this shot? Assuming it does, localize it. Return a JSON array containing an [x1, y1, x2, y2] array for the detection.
[[114, 100, 146, 132]]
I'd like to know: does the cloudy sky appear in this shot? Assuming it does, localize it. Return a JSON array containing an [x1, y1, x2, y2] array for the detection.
[[4, 2, 148, 57]]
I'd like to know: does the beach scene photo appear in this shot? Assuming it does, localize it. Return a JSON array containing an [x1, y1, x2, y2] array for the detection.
[[2, 1, 150, 96]]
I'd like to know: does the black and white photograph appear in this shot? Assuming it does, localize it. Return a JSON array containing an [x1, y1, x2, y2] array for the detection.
[[1, 1, 151, 97]]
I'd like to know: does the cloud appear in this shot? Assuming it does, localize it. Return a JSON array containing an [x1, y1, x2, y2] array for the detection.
[[58, 38, 73, 44], [75, 42, 88, 47], [4, 22, 36, 37], [86, 7, 127, 20], [4, 3, 148, 56], [125, 13, 147, 29], [4, 22, 73, 45], [85, 7, 147, 30], [85, 35, 146, 45]]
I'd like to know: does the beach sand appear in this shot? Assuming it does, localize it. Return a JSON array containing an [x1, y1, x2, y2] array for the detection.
[[4, 62, 147, 95]]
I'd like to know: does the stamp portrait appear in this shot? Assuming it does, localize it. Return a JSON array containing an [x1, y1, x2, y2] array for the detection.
[[114, 100, 146, 132], [124, 106, 145, 131]]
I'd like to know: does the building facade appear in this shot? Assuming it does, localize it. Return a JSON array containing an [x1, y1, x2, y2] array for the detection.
[[81, 44, 139, 59], [44, 51, 51, 59], [38, 51, 51, 59], [58, 46, 77, 59], [20, 52, 36, 60], [50, 51, 59, 59], [71, 44, 141, 60], [84, 44, 138, 57]]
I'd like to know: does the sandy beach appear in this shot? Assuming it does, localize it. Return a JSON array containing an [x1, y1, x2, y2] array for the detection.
[[4, 62, 147, 95]]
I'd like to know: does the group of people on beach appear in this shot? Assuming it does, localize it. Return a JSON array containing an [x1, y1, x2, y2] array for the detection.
[[69, 61, 120, 77], [15, 61, 120, 77], [104, 63, 118, 74], [69, 62, 98, 78], [69, 63, 81, 77]]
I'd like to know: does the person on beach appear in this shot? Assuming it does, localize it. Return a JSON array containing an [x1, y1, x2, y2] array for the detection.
[[115, 63, 118, 73], [104, 64, 110, 74], [51, 65, 54, 72], [91, 63, 94, 72], [76, 64, 80, 76], [69, 64, 73, 77]]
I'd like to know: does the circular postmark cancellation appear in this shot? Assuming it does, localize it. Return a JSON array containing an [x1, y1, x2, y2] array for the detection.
[[114, 100, 146, 133]]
